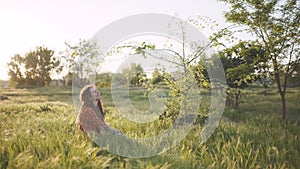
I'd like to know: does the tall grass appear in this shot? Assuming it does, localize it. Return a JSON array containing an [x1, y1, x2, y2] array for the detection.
[[0, 87, 299, 168]]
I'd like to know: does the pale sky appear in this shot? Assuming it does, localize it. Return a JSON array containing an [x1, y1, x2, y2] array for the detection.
[[0, 0, 230, 80]]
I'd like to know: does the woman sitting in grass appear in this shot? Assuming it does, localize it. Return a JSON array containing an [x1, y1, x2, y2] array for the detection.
[[76, 85, 121, 135], [77, 85, 155, 157]]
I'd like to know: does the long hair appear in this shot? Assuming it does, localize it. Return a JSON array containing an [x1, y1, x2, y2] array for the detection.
[[79, 85, 105, 118]]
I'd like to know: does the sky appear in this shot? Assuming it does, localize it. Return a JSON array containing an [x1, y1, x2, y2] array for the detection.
[[0, 0, 230, 80]]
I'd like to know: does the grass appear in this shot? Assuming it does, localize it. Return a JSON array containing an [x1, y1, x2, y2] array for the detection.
[[0, 86, 299, 168]]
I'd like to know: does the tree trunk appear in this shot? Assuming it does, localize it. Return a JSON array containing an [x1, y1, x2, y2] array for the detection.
[[273, 62, 287, 120], [279, 91, 287, 119], [235, 90, 241, 109]]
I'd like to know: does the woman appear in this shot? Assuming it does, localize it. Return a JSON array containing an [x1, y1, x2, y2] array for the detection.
[[76, 85, 120, 135], [77, 85, 154, 157]]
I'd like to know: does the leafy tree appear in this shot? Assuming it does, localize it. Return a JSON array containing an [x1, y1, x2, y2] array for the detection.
[[219, 0, 300, 119], [218, 41, 266, 108], [64, 72, 73, 86], [150, 68, 164, 85], [111, 20, 228, 126], [7, 46, 57, 88], [122, 63, 147, 86], [7, 54, 24, 87], [111, 73, 127, 86], [190, 59, 209, 88], [288, 62, 300, 86], [62, 39, 100, 85], [95, 72, 112, 88], [24, 46, 56, 86]]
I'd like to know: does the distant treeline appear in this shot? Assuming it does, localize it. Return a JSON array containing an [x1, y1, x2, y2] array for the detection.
[[0, 80, 8, 88]]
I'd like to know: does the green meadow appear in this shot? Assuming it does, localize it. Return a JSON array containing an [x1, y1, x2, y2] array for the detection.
[[0, 87, 300, 168]]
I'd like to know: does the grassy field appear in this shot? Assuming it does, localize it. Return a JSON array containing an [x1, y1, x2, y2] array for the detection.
[[0, 86, 300, 168]]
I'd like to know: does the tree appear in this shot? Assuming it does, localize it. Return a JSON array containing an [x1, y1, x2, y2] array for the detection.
[[218, 41, 266, 108], [7, 54, 24, 87], [110, 19, 228, 126], [190, 59, 209, 88], [122, 63, 146, 86], [24, 46, 56, 86], [219, 0, 300, 119], [64, 72, 73, 86], [62, 39, 100, 85], [7, 46, 57, 87], [150, 68, 165, 85], [95, 72, 112, 88], [289, 62, 300, 86]]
